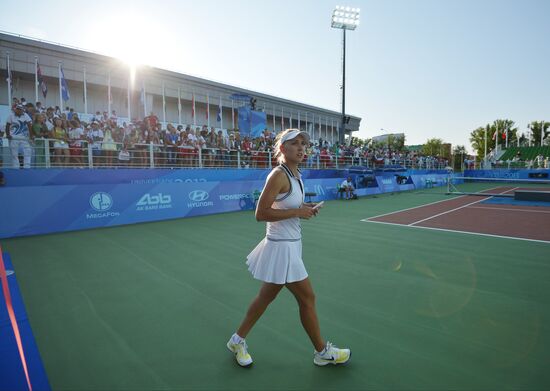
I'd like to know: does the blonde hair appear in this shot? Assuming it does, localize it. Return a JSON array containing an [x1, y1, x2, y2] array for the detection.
[[273, 128, 302, 164]]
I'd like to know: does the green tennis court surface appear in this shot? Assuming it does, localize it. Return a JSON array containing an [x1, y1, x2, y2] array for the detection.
[[3, 189, 549, 390]]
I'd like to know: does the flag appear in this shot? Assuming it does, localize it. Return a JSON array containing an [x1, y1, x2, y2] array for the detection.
[[492, 130, 497, 141], [60, 66, 70, 101], [217, 96, 222, 122], [37, 62, 47, 98]]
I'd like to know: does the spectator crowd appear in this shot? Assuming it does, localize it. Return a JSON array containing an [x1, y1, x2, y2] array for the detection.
[[2, 97, 449, 170]]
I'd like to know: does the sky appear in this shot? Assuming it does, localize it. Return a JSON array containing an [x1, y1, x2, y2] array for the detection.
[[1, 0, 549, 152]]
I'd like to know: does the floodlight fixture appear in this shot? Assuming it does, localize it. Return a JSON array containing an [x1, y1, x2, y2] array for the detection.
[[331, 6, 360, 30], [330, 5, 360, 144]]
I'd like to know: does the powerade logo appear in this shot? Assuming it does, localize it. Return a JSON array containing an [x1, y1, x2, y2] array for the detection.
[[314, 185, 325, 196], [188, 190, 213, 208], [87, 192, 120, 219], [137, 193, 172, 211], [219, 193, 251, 201]]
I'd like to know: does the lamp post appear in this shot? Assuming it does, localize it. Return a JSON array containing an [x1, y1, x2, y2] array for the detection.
[[331, 5, 360, 145]]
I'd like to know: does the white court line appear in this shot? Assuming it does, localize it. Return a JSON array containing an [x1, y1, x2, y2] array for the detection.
[[360, 195, 468, 222], [363, 219, 550, 245], [408, 187, 518, 226], [362, 185, 514, 223], [467, 205, 550, 214]]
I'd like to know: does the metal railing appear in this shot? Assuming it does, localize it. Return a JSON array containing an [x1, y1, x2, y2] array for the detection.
[[1, 138, 455, 170]]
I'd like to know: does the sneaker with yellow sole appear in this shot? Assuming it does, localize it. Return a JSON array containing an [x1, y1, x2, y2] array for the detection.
[[314, 341, 351, 366], [227, 338, 253, 367]]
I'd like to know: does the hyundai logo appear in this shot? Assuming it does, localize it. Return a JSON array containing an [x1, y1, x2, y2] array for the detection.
[[90, 192, 113, 211], [188, 190, 209, 202]]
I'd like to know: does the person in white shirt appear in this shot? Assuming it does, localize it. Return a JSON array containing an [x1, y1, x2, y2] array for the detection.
[[340, 177, 356, 200], [5, 105, 32, 168], [227, 129, 351, 368], [68, 121, 86, 166]]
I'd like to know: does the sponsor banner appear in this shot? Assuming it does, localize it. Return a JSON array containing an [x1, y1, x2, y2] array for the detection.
[[1, 168, 345, 187], [464, 169, 550, 180], [0, 171, 451, 239], [0, 180, 268, 238]]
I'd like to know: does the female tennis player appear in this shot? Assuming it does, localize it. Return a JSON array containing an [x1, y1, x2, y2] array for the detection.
[[227, 129, 351, 367]]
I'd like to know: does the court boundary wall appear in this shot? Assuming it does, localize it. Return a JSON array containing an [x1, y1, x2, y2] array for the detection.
[[0, 168, 449, 238]]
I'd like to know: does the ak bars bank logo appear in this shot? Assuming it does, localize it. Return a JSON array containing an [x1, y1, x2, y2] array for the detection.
[[136, 193, 172, 211]]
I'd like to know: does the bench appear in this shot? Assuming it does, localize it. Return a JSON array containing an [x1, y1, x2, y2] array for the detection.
[[305, 192, 317, 202]]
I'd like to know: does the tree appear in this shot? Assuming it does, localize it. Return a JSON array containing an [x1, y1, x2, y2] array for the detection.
[[452, 145, 466, 170], [422, 138, 444, 157], [469, 126, 486, 160], [390, 134, 405, 151], [350, 136, 371, 147], [527, 121, 549, 146], [469, 119, 519, 160]]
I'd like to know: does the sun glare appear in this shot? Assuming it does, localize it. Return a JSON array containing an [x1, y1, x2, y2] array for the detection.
[[93, 12, 164, 69]]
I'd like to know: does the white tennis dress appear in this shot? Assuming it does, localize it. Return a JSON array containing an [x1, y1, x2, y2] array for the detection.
[[246, 164, 308, 284]]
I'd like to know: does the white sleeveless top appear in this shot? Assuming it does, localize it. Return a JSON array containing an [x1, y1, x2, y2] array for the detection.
[[265, 164, 305, 241]]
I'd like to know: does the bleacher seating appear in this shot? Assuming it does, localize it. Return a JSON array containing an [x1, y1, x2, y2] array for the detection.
[[500, 146, 550, 161]]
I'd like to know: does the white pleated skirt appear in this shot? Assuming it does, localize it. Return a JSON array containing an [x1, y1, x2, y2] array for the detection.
[[246, 238, 308, 284]]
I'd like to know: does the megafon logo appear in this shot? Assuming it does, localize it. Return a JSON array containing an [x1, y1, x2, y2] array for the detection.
[[87, 192, 120, 219], [90, 192, 113, 211], [188, 190, 213, 208], [137, 193, 172, 211]]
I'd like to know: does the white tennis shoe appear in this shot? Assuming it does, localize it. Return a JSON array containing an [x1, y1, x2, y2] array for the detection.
[[314, 341, 351, 366], [227, 338, 253, 367]]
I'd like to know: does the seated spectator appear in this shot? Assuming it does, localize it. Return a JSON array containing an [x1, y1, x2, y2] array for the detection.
[[395, 174, 408, 185], [340, 176, 357, 200]]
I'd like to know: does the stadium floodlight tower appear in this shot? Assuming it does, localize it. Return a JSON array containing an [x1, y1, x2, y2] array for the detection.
[[331, 5, 360, 145]]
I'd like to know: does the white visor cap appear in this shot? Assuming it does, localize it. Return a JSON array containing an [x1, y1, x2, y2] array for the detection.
[[281, 129, 310, 144]]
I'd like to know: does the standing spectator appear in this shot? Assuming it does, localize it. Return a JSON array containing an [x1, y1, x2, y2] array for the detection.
[[217, 130, 229, 167], [165, 124, 180, 166], [242, 136, 252, 168], [101, 127, 117, 166], [145, 112, 159, 128], [87, 121, 104, 166], [50, 117, 71, 166], [31, 113, 49, 167], [68, 120, 86, 166], [5, 104, 32, 168], [35, 101, 45, 113], [206, 127, 218, 167]]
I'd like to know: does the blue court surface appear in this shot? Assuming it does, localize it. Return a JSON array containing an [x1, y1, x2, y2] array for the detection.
[[481, 197, 550, 207]]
